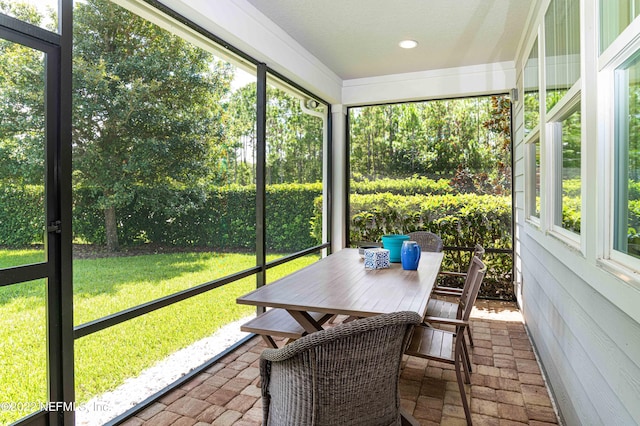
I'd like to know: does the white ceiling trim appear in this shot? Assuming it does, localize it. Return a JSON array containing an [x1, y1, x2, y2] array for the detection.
[[342, 61, 516, 106]]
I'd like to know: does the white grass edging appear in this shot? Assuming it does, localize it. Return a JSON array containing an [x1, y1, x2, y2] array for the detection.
[[75, 316, 252, 426]]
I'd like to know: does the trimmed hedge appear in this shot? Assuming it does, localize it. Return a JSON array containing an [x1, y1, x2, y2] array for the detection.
[[348, 193, 511, 246], [0, 185, 44, 246], [73, 183, 322, 252], [346, 192, 513, 298], [351, 176, 453, 196], [1, 183, 322, 251]]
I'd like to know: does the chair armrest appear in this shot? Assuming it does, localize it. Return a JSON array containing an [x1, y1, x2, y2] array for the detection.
[[434, 284, 463, 292], [422, 316, 469, 327], [439, 271, 466, 278], [432, 288, 463, 296]]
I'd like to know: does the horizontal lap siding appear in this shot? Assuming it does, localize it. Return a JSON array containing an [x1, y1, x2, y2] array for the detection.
[[520, 232, 640, 424], [513, 70, 525, 308]]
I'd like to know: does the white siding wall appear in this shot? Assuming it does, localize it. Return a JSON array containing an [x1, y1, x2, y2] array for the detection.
[[513, 61, 526, 307], [518, 232, 640, 424], [514, 1, 640, 424]]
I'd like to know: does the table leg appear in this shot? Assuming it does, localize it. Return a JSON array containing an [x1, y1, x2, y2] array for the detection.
[[261, 335, 278, 348], [287, 310, 323, 334]]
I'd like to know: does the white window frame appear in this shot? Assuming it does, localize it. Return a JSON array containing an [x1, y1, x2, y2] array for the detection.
[[546, 83, 582, 248], [524, 36, 541, 139], [599, 0, 640, 54], [525, 132, 542, 225], [524, 31, 543, 227], [598, 14, 640, 278]]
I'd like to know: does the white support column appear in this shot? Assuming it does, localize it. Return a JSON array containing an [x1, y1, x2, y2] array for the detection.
[[331, 104, 348, 252]]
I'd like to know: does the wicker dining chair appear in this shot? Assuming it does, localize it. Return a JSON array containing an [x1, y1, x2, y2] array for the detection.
[[260, 311, 422, 426], [407, 231, 443, 252]]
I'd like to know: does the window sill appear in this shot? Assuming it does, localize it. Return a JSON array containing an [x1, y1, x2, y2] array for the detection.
[[547, 226, 582, 254], [525, 216, 541, 228], [596, 258, 640, 290]]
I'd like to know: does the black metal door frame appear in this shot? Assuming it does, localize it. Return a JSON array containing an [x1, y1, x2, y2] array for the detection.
[[0, 2, 73, 425]]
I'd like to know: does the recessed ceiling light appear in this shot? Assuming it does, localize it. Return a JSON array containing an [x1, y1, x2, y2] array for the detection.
[[399, 39, 418, 49]]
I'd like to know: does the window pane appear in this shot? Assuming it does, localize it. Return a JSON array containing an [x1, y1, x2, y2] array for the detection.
[[600, 0, 640, 53], [615, 53, 640, 258], [74, 278, 255, 423], [0, 38, 46, 267], [0, 279, 47, 425], [266, 253, 321, 284], [528, 140, 541, 218], [72, 0, 258, 321], [545, 0, 580, 111], [1, 1, 59, 33], [265, 77, 325, 259], [524, 39, 540, 136], [557, 108, 581, 233]]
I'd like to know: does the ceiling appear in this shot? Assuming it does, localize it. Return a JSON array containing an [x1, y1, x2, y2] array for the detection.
[[245, 0, 534, 81]]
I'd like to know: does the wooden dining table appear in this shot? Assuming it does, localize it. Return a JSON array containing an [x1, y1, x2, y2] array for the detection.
[[236, 248, 444, 334]]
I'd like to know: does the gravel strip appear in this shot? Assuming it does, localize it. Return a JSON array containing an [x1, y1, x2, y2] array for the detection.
[[75, 316, 252, 426]]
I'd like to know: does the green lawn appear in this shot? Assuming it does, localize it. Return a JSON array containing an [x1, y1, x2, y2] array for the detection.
[[0, 249, 317, 424]]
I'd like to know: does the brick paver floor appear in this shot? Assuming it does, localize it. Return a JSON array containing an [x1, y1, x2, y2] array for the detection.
[[122, 300, 559, 426]]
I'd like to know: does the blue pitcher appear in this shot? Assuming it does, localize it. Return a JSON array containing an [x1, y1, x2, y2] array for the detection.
[[401, 240, 421, 270]]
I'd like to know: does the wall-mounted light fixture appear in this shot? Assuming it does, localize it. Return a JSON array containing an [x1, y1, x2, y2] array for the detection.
[[305, 99, 319, 109]]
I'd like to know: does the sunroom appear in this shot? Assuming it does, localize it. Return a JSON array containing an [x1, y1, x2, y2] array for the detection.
[[0, 0, 639, 425]]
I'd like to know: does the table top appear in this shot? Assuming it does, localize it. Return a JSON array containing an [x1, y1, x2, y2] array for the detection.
[[237, 248, 443, 318]]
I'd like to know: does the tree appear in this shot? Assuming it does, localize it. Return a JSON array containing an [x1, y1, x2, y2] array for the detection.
[[480, 96, 512, 194], [226, 83, 257, 185], [0, 1, 47, 185], [268, 88, 323, 184], [350, 106, 389, 179], [72, 0, 234, 251], [226, 84, 324, 185], [390, 103, 427, 175], [349, 95, 512, 190]]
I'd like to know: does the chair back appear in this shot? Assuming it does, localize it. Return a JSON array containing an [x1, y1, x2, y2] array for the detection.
[[458, 257, 487, 322], [452, 246, 485, 310], [260, 311, 421, 426], [407, 231, 443, 252]]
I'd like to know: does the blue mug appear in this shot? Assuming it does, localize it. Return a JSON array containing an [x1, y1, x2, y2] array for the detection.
[[401, 240, 421, 270]]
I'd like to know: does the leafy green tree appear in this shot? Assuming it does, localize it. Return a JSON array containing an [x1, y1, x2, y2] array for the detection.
[[72, 0, 234, 251], [226, 83, 257, 185], [390, 103, 427, 175], [268, 88, 323, 184], [350, 105, 389, 179], [0, 1, 47, 185], [479, 95, 512, 194], [349, 96, 511, 191], [423, 99, 477, 175], [630, 87, 640, 183], [226, 83, 323, 185]]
